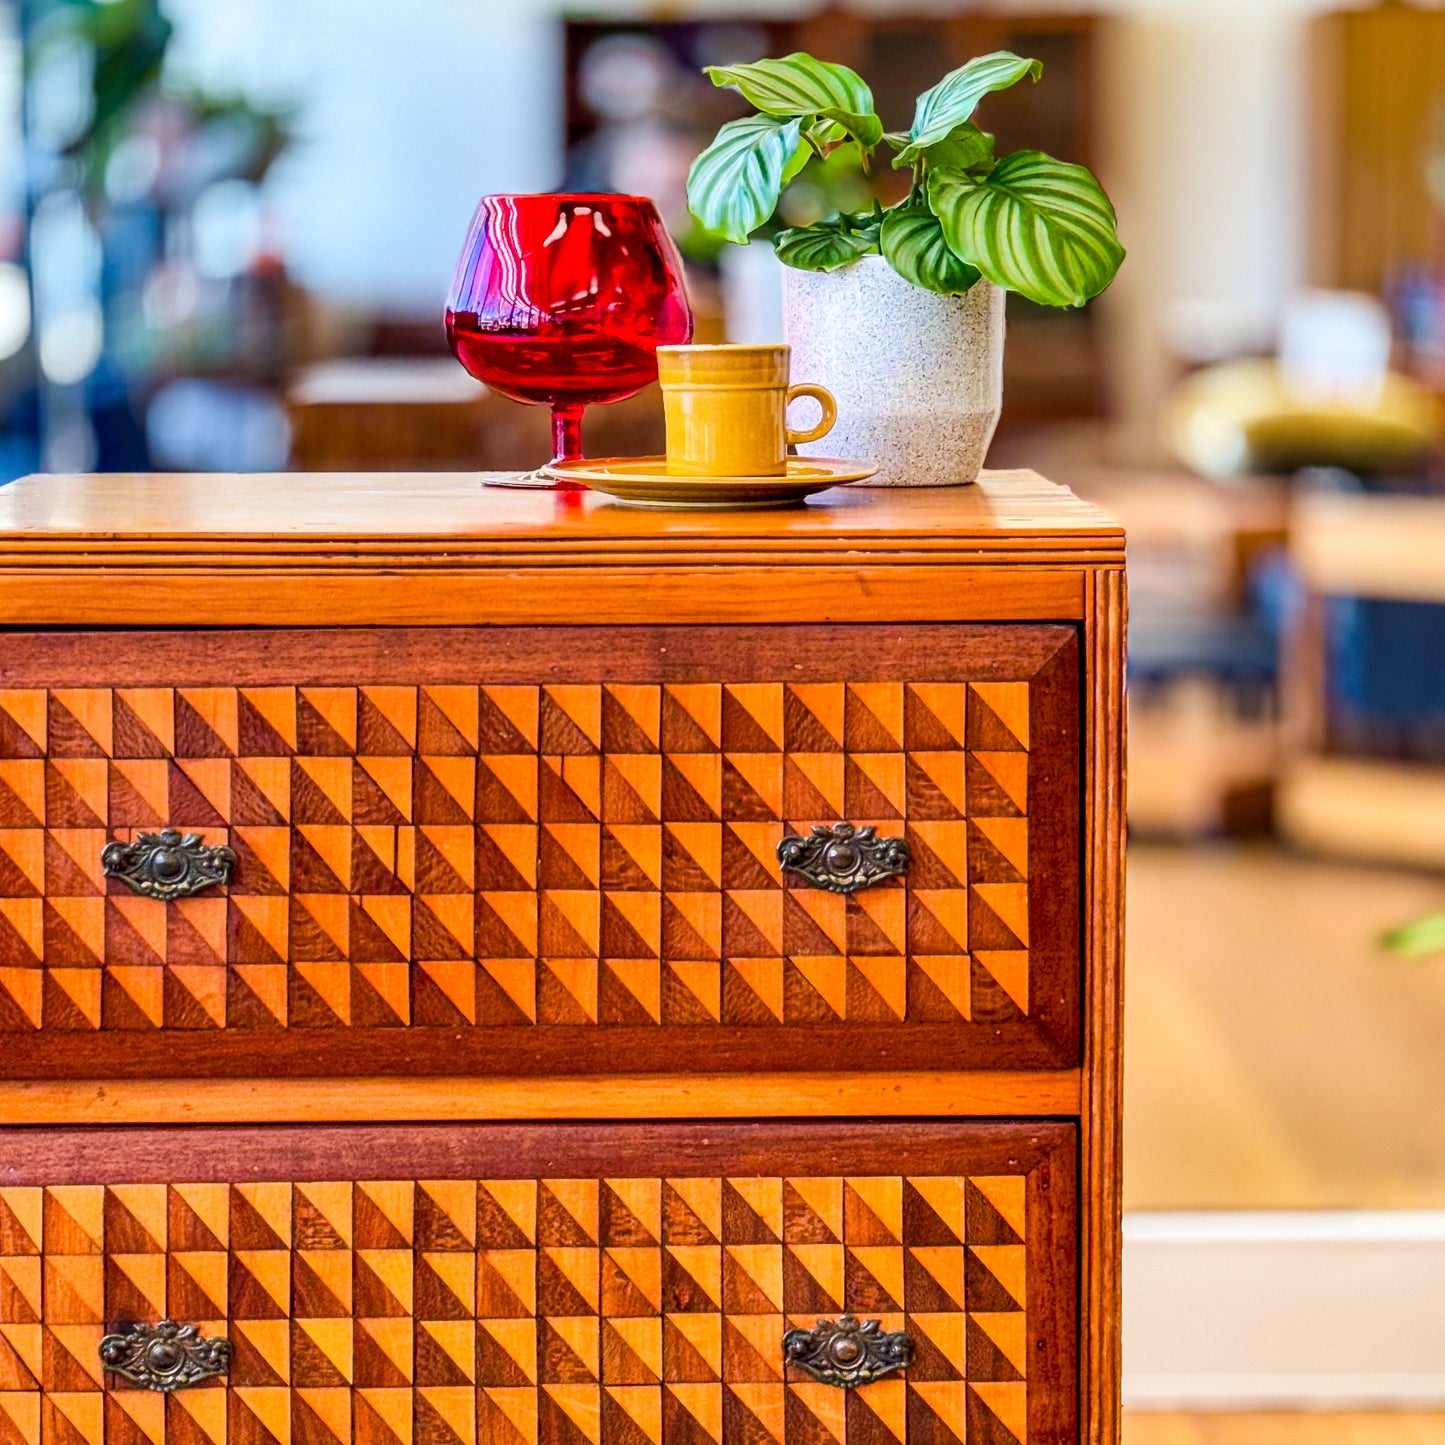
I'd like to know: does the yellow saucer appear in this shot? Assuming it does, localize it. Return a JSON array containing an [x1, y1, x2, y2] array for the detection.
[[544, 456, 877, 508]]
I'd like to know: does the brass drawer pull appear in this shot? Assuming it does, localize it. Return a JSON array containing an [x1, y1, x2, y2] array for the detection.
[[777, 822, 910, 894], [99, 1321, 232, 1391], [102, 829, 236, 900], [783, 1314, 914, 1386]]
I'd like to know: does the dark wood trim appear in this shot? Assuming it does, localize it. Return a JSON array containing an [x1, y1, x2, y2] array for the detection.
[[0, 1021, 1077, 1080], [0, 623, 1075, 686], [0, 1116, 1074, 1183], [1027, 628, 1083, 1062], [1028, 1121, 1080, 1445]]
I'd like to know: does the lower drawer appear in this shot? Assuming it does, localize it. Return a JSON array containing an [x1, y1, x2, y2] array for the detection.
[[0, 1121, 1075, 1445]]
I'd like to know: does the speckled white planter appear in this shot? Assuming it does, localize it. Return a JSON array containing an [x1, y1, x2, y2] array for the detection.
[[782, 256, 1005, 487]]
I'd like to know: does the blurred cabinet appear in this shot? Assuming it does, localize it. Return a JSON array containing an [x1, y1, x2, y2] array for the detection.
[[564, 9, 1111, 428], [286, 360, 666, 472], [1309, 1, 1445, 293]]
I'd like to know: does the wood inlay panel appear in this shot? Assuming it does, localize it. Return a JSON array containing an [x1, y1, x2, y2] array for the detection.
[[0, 626, 1079, 1079], [0, 1121, 1076, 1445]]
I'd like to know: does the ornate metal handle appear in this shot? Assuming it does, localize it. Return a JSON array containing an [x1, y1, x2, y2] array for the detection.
[[776, 822, 910, 894], [102, 830, 236, 901], [100, 1321, 232, 1391], [783, 1315, 914, 1387]]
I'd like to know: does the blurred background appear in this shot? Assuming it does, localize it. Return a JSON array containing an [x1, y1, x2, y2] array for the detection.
[[9, 0, 1445, 1419]]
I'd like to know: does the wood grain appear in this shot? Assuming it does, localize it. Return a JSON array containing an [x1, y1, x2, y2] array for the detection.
[[0, 1027, 1075, 1082], [0, 473, 1120, 625], [0, 567, 1090, 628], [0, 1069, 1082, 1124], [0, 470, 1122, 547]]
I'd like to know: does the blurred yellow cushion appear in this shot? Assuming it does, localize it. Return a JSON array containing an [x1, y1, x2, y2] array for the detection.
[[1164, 358, 1438, 476]]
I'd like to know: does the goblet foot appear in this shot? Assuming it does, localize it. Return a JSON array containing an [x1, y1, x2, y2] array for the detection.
[[480, 468, 587, 490], [479, 401, 591, 489]]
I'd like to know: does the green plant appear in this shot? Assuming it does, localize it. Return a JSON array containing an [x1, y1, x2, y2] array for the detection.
[[28, 0, 293, 206], [686, 51, 1124, 308], [1382, 912, 1445, 957]]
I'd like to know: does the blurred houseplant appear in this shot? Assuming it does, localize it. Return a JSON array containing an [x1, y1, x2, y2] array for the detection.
[[25, 0, 294, 469], [1383, 913, 1445, 957], [687, 52, 1125, 485]]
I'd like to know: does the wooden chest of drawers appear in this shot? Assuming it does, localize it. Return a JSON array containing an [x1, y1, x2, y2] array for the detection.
[[0, 472, 1124, 1445]]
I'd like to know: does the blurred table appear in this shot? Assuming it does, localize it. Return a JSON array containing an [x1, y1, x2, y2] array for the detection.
[[286, 358, 665, 471], [1279, 490, 1445, 868], [1071, 469, 1289, 836]]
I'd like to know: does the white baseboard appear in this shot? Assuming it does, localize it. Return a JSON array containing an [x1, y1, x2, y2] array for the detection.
[[1123, 1211, 1445, 1409]]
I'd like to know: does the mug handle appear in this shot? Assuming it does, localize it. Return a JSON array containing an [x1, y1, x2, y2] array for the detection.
[[785, 384, 837, 445]]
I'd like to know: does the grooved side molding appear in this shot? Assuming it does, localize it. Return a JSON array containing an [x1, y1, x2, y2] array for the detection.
[[1081, 566, 1127, 1445]]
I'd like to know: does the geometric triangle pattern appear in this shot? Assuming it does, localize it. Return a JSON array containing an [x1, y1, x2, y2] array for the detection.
[[13, 1169, 1030, 1445], [0, 675, 1036, 1036]]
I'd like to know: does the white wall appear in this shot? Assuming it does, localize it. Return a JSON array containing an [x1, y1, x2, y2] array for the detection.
[[1125, 1212, 1445, 1406], [1091, 0, 1335, 454], [164, 0, 564, 312]]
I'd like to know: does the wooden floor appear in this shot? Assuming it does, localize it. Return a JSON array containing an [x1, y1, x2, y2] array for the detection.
[[1125, 841, 1445, 1210], [1125, 1416, 1445, 1444]]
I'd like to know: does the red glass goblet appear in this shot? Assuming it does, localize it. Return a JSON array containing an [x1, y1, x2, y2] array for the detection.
[[445, 193, 693, 488]]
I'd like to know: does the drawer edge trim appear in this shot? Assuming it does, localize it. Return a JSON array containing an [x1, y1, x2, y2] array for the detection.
[[0, 1068, 1082, 1125]]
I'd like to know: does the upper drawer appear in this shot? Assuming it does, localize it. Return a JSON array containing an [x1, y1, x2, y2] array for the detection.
[[0, 625, 1079, 1079]]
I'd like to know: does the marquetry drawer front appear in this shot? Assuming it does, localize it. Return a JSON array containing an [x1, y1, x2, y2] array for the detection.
[[0, 625, 1079, 1078], [0, 1121, 1076, 1445]]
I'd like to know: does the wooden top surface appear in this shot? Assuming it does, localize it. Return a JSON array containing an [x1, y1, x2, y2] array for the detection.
[[0, 469, 1121, 563]]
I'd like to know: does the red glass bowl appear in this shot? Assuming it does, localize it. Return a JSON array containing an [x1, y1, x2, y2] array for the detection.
[[445, 193, 693, 482]]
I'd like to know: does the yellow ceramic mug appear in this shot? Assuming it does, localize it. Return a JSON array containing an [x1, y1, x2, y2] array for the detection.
[[656, 344, 836, 477]]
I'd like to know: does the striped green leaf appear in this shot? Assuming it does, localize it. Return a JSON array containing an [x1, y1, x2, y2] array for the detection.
[[687, 114, 803, 244], [775, 219, 878, 271], [706, 53, 882, 149], [895, 52, 1041, 165], [929, 150, 1124, 307], [880, 205, 981, 295], [903, 121, 994, 176]]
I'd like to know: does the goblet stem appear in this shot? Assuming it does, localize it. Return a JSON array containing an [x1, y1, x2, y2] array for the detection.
[[481, 400, 590, 490], [551, 403, 585, 467]]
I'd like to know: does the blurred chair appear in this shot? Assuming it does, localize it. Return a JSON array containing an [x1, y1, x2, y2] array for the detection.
[[1164, 293, 1440, 479], [1165, 357, 1438, 479]]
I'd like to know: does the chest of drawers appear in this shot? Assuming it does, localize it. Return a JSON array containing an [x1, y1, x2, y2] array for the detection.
[[0, 471, 1124, 1445]]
